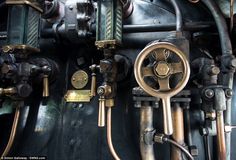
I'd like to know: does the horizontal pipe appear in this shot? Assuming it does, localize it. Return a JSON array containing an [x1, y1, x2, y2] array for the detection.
[[40, 22, 215, 38]]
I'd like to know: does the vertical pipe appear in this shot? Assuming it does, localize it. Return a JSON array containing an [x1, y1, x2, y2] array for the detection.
[[140, 104, 155, 160], [171, 103, 185, 160], [216, 111, 226, 160], [107, 108, 121, 160]]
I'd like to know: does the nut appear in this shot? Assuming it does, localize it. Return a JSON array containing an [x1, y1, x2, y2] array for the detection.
[[155, 62, 170, 76]]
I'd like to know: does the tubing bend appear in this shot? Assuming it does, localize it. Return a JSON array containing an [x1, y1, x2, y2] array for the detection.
[[216, 111, 226, 160], [107, 108, 121, 160], [1, 107, 20, 157], [169, 0, 183, 32], [140, 104, 155, 160]]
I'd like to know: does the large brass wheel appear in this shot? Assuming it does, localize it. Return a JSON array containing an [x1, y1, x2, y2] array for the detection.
[[134, 42, 190, 135]]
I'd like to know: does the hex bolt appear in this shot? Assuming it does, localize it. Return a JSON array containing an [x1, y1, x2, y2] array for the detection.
[[205, 89, 214, 99]]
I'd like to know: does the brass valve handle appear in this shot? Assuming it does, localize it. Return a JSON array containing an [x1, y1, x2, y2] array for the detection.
[[134, 42, 190, 135]]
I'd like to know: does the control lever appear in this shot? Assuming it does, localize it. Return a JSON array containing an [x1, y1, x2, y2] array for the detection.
[[42, 66, 51, 98], [89, 64, 99, 97], [134, 42, 190, 135]]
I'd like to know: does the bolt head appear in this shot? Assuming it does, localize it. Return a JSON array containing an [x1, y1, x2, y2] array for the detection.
[[155, 62, 170, 76], [205, 89, 214, 98]]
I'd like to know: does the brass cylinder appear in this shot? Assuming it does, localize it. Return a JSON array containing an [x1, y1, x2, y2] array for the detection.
[[107, 108, 121, 160], [216, 111, 226, 160], [43, 75, 49, 97], [91, 74, 96, 97], [140, 105, 155, 160], [98, 97, 105, 127], [171, 103, 185, 160], [1, 107, 20, 157]]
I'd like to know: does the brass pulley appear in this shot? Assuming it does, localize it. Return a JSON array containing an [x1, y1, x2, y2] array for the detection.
[[134, 42, 190, 135]]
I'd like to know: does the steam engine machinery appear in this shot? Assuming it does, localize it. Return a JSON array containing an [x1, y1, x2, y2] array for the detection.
[[1, 0, 236, 159]]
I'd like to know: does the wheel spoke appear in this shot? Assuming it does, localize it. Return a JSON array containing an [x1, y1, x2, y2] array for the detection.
[[153, 49, 168, 61], [169, 62, 183, 74], [142, 66, 155, 77], [157, 77, 170, 91]]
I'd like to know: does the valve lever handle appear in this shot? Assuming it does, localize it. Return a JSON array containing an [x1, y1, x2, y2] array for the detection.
[[162, 97, 173, 135], [43, 75, 49, 97], [98, 96, 106, 127], [91, 73, 96, 97]]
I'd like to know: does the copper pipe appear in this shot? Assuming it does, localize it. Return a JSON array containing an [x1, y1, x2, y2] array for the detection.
[[107, 108, 120, 160], [1, 107, 20, 157], [216, 111, 226, 160], [140, 105, 155, 160], [171, 103, 185, 160]]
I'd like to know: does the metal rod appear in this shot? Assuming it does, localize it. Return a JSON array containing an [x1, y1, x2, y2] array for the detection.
[[107, 108, 120, 160], [171, 103, 185, 160], [140, 104, 155, 160], [1, 107, 20, 157], [216, 111, 226, 160]]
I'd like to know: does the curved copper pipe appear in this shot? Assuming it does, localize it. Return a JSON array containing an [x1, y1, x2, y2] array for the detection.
[[1, 107, 20, 157], [107, 108, 121, 160]]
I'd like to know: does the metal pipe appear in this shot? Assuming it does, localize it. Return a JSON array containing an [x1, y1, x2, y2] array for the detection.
[[216, 111, 226, 160], [230, 0, 234, 32], [107, 108, 120, 160], [183, 107, 192, 146], [201, 0, 232, 55], [41, 22, 214, 38], [1, 107, 20, 157], [140, 105, 155, 160], [169, 0, 183, 32], [171, 103, 185, 160]]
